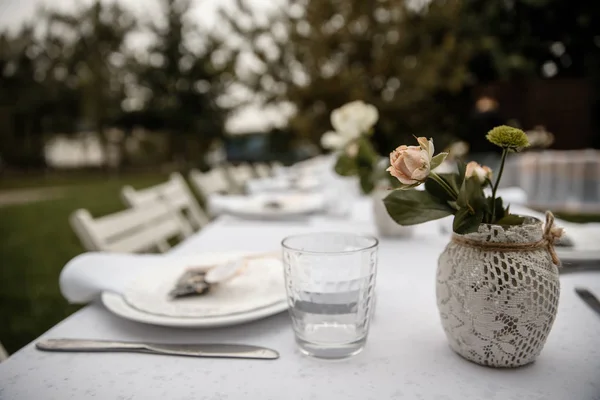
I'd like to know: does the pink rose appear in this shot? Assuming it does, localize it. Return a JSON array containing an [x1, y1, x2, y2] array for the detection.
[[465, 161, 492, 183], [386, 137, 434, 185]]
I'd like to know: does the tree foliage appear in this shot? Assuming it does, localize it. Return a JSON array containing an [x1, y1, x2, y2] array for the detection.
[[220, 0, 475, 152], [136, 0, 235, 167], [0, 0, 231, 169]]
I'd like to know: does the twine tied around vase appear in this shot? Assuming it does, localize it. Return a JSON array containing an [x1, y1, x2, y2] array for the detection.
[[451, 211, 563, 266]]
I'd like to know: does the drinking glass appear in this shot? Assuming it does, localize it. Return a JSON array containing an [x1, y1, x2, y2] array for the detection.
[[281, 232, 379, 359]]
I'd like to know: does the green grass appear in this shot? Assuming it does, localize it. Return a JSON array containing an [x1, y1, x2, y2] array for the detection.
[[0, 173, 169, 354]]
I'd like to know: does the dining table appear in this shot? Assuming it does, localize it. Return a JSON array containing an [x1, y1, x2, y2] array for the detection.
[[0, 197, 599, 400]]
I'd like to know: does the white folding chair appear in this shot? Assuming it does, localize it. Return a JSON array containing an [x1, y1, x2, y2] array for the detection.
[[225, 163, 256, 192], [69, 200, 186, 253], [189, 168, 231, 199], [121, 172, 209, 234], [253, 163, 272, 178]]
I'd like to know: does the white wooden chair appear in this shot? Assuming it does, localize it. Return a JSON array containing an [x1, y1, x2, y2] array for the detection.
[[0, 341, 8, 362], [189, 168, 231, 199], [253, 163, 272, 178], [225, 163, 256, 192], [121, 172, 209, 234], [69, 200, 186, 253]]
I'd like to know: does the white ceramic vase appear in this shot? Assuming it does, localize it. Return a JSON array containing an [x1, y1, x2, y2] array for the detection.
[[371, 188, 414, 238], [436, 217, 560, 368]]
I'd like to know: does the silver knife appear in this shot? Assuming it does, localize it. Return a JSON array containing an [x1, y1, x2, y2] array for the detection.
[[36, 339, 279, 360], [575, 288, 600, 317]]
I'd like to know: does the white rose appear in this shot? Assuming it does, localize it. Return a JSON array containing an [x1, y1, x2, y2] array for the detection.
[[331, 100, 379, 138], [321, 131, 347, 150], [346, 142, 359, 157], [321, 100, 379, 150]]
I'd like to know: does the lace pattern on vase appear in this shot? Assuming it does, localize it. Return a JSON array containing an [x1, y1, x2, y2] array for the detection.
[[436, 219, 560, 367]]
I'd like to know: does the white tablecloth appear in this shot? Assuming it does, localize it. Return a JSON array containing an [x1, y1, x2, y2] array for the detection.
[[1, 200, 599, 400]]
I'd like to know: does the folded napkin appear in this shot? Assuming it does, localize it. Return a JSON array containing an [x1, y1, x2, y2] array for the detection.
[[60, 252, 226, 304]]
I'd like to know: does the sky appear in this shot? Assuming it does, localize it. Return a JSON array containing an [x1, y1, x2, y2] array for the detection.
[[0, 0, 290, 134]]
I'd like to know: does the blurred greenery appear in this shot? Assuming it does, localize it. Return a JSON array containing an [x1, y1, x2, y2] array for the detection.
[[0, 173, 168, 354], [0, 0, 233, 170], [222, 0, 600, 152]]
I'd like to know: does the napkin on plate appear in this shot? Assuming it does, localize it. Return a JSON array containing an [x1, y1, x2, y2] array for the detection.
[[59, 252, 195, 304], [60, 251, 287, 319], [59, 252, 253, 304]]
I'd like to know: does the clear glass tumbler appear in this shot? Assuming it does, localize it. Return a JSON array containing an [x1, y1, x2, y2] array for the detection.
[[281, 232, 379, 359]]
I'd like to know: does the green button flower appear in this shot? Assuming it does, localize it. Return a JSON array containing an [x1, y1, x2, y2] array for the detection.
[[486, 125, 530, 150]]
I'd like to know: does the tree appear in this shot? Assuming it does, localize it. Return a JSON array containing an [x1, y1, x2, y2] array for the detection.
[[45, 0, 137, 167], [462, 0, 600, 82], [220, 0, 475, 153], [0, 26, 51, 168], [137, 0, 234, 169]]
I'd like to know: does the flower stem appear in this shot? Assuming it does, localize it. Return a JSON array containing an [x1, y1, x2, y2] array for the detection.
[[430, 172, 458, 199], [490, 148, 508, 221]]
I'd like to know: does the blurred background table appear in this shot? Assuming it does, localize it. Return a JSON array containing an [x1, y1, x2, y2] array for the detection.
[[503, 150, 600, 214]]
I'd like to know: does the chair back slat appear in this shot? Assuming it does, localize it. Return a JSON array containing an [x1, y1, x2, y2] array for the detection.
[[121, 172, 209, 233], [254, 163, 272, 178], [70, 200, 183, 253], [226, 163, 255, 191], [189, 167, 231, 197]]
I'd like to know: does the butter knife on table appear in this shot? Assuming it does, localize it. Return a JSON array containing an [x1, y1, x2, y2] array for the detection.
[[36, 339, 279, 360]]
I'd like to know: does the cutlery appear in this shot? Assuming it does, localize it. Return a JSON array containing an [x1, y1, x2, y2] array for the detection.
[[36, 339, 279, 360], [574, 288, 600, 317]]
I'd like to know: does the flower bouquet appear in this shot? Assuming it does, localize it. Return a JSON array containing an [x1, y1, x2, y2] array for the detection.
[[383, 126, 563, 368], [321, 101, 392, 195]]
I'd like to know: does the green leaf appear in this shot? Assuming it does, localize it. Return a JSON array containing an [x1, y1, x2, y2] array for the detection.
[[457, 176, 484, 210], [484, 196, 505, 223], [495, 214, 526, 226], [425, 176, 454, 203], [356, 137, 378, 165], [358, 169, 375, 194], [429, 152, 448, 171], [453, 207, 484, 234], [493, 197, 505, 221], [457, 158, 467, 183], [436, 173, 461, 194], [334, 154, 357, 176], [383, 189, 454, 226]]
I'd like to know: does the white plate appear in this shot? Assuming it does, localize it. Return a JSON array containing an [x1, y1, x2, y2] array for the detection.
[[123, 256, 286, 318], [100, 250, 290, 328], [102, 292, 288, 328], [246, 177, 322, 194], [211, 193, 326, 220]]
